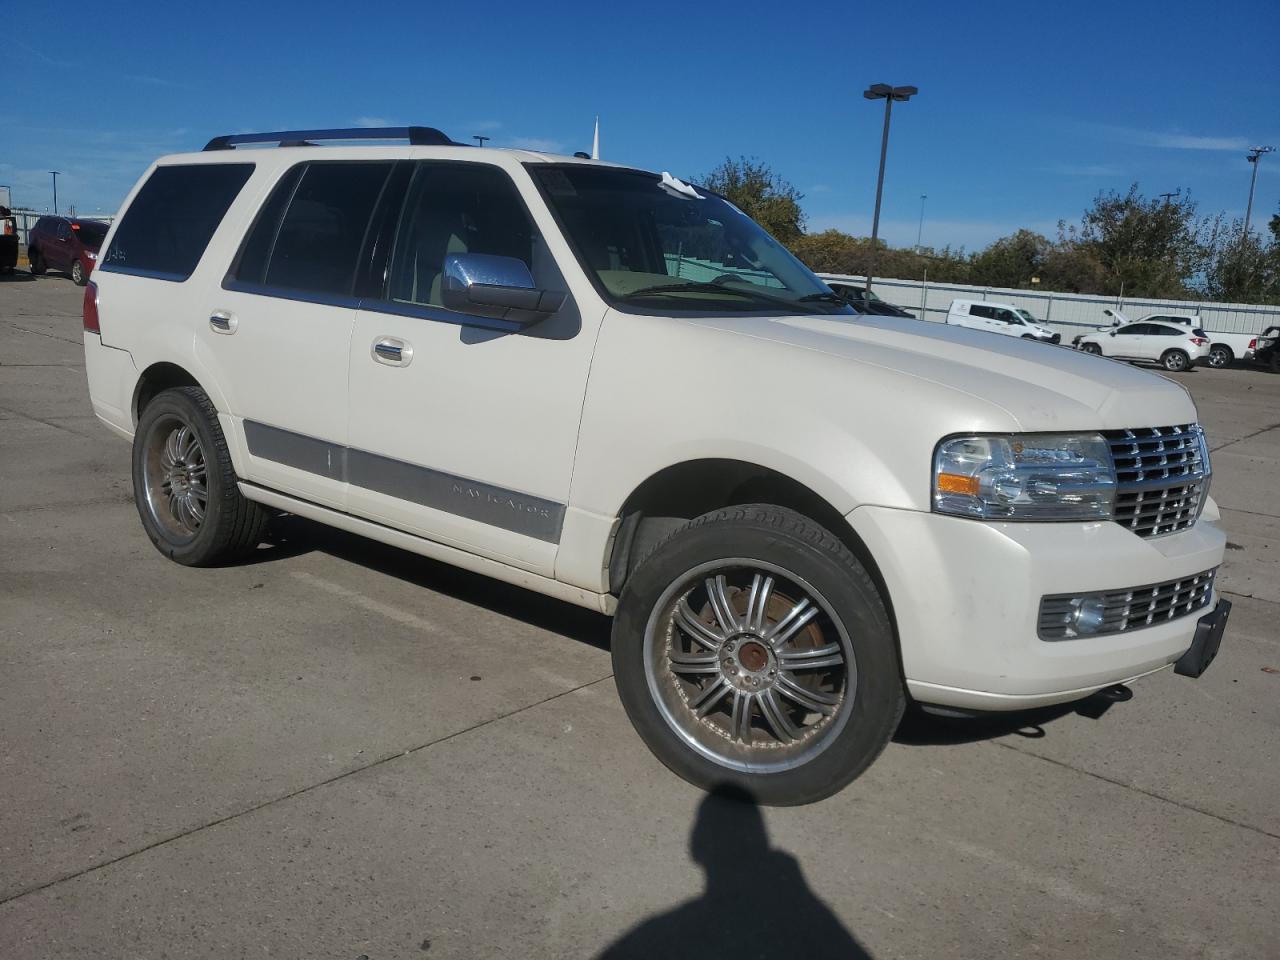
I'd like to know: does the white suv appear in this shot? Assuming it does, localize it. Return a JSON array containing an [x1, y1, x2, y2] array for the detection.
[[82, 127, 1230, 804], [1076, 320, 1211, 371]]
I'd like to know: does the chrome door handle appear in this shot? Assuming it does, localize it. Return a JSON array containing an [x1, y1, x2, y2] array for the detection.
[[372, 336, 412, 366], [209, 312, 237, 334]]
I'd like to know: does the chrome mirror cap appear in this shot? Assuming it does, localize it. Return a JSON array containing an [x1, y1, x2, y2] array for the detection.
[[441, 253, 566, 324]]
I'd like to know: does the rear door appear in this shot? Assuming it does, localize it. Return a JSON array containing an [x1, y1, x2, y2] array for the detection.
[[49, 219, 73, 270], [199, 160, 396, 511]]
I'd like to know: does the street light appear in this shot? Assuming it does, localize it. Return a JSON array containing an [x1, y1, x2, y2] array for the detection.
[[862, 83, 918, 294], [50, 171, 60, 216], [1243, 146, 1275, 237]]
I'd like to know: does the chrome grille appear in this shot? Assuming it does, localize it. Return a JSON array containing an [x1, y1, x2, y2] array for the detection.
[[1039, 568, 1217, 640], [1103, 424, 1209, 538]]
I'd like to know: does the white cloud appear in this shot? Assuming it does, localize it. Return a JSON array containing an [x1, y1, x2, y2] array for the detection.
[[1082, 123, 1259, 152], [807, 184, 832, 194], [507, 137, 564, 154], [354, 116, 397, 128], [469, 120, 503, 132]]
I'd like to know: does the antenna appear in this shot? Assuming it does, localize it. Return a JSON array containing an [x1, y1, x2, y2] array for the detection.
[[591, 116, 600, 161]]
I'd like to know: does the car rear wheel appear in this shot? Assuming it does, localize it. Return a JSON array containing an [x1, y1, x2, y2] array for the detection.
[[1161, 349, 1190, 372], [132, 386, 269, 566], [1207, 345, 1232, 368], [70, 259, 85, 285], [612, 504, 904, 805], [28, 250, 45, 275], [1082, 343, 1102, 355]]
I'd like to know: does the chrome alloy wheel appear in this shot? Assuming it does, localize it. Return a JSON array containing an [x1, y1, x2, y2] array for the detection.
[[643, 559, 856, 774], [140, 415, 209, 542]]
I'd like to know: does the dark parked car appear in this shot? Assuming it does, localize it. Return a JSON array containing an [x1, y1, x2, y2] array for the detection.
[[1255, 326, 1280, 372], [27, 216, 109, 284], [0, 207, 18, 274], [825, 282, 916, 318]]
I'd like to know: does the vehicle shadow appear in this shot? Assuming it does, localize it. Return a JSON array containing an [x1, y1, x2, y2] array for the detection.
[[893, 692, 1121, 746], [0, 269, 37, 282], [255, 514, 612, 651], [594, 784, 873, 959]]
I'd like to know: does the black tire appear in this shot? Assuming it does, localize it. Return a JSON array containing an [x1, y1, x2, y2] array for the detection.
[[1161, 349, 1190, 372], [1082, 342, 1102, 355], [1020, 334, 1036, 340], [1207, 345, 1233, 368], [612, 504, 904, 805], [71, 259, 85, 285], [132, 386, 269, 566], [28, 250, 45, 275]]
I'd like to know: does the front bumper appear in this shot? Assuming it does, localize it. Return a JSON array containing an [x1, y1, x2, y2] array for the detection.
[[846, 502, 1227, 711]]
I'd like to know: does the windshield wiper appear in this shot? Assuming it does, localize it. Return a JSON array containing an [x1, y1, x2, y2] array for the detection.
[[618, 281, 821, 312], [797, 291, 850, 305]]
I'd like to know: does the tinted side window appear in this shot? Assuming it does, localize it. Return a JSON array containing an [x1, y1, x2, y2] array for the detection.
[[1115, 324, 1143, 335], [231, 165, 306, 286], [968, 305, 991, 319], [101, 164, 254, 280], [387, 163, 541, 308], [261, 162, 393, 296]]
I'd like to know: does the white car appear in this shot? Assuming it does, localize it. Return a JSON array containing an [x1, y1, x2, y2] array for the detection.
[[1100, 308, 1258, 369], [81, 127, 1230, 804], [945, 299, 1059, 343], [1076, 319, 1211, 371]]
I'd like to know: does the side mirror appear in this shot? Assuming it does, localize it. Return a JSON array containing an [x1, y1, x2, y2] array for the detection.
[[440, 253, 566, 324], [1109, 330, 1117, 336]]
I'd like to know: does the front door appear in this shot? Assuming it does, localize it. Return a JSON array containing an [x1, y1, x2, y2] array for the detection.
[[346, 160, 598, 575], [197, 160, 396, 510]]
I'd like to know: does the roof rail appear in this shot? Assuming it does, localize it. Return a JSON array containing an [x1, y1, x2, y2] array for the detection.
[[203, 126, 459, 151]]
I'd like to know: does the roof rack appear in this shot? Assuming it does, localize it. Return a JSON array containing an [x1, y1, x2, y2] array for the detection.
[[203, 126, 459, 151]]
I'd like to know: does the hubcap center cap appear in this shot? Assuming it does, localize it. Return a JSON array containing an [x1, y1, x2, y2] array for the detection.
[[738, 640, 769, 672]]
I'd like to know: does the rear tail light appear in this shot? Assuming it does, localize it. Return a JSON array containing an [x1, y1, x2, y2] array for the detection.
[[1250, 338, 1258, 350], [1190, 337, 1206, 346], [82, 281, 100, 334]]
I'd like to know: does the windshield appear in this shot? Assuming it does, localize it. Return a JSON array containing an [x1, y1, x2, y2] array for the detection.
[[1016, 309, 1037, 324], [532, 165, 851, 315], [73, 221, 109, 247]]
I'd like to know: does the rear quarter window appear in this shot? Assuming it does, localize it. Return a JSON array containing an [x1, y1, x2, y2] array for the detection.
[[100, 163, 254, 281]]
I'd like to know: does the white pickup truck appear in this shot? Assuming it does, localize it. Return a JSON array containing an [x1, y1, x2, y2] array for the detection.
[[82, 127, 1231, 804], [1099, 308, 1260, 369]]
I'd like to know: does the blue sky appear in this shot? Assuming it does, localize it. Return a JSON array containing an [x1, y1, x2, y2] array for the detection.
[[2, 0, 1278, 250]]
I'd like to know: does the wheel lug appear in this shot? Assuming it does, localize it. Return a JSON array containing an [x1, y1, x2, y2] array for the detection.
[[725, 658, 735, 666]]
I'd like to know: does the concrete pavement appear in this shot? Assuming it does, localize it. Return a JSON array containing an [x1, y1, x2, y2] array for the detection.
[[2, 272, 1277, 959]]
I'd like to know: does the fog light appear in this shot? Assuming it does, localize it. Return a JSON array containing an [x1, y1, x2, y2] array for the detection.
[[1068, 597, 1107, 636]]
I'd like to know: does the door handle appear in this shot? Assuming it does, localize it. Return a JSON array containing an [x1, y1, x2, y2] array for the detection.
[[209, 312, 237, 334], [372, 336, 412, 367]]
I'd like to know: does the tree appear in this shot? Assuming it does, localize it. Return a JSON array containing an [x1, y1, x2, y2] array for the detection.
[[968, 230, 1049, 288], [1073, 185, 1205, 298], [1201, 212, 1280, 303], [699, 157, 806, 245]]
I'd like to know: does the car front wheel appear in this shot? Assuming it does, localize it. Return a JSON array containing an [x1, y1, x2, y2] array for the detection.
[[1161, 349, 1190, 372], [1082, 343, 1102, 355], [28, 250, 45, 275], [612, 504, 904, 805]]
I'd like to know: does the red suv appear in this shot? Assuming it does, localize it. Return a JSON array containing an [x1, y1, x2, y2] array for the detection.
[[27, 216, 109, 285]]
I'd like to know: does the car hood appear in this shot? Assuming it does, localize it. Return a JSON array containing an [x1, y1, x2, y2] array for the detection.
[[690, 313, 1197, 431]]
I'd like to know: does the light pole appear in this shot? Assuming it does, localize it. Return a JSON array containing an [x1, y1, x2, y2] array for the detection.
[[50, 171, 60, 215], [1243, 146, 1275, 237], [862, 83, 917, 294], [916, 193, 927, 250]]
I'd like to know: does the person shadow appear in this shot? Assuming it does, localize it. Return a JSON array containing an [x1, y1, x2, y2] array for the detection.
[[595, 785, 873, 959]]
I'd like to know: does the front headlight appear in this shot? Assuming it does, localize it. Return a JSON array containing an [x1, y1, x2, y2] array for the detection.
[[933, 433, 1116, 521]]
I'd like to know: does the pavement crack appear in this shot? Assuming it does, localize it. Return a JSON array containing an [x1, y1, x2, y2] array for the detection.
[[0, 674, 615, 908], [1210, 422, 1280, 454], [992, 740, 1280, 842], [0, 319, 83, 346]]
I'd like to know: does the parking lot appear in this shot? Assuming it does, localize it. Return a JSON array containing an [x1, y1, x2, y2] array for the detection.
[[1, 272, 1277, 959]]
